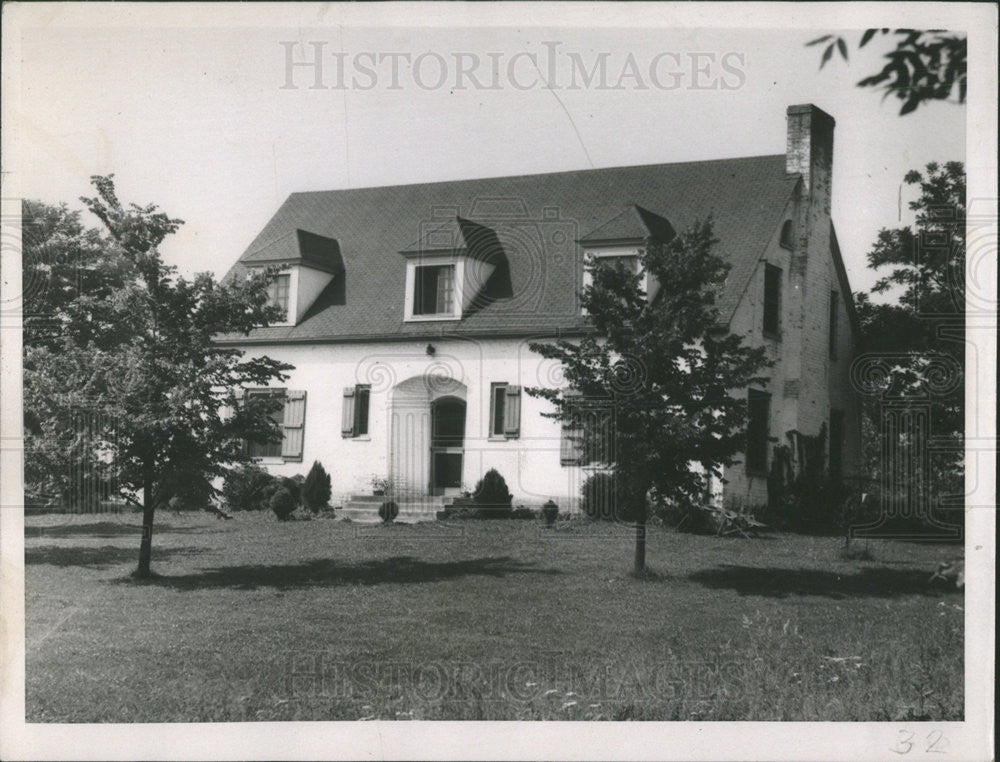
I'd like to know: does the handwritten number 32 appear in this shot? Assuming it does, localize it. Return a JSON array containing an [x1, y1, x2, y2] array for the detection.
[[892, 729, 948, 754]]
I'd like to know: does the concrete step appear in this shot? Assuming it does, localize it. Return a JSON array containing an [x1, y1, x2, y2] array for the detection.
[[341, 498, 445, 524]]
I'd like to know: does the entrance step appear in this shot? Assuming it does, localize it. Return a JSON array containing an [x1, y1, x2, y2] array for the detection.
[[340, 495, 450, 524]]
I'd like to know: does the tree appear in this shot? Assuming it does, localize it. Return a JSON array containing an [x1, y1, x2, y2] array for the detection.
[[854, 161, 965, 510], [528, 219, 770, 575], [23, 176, 292, 576], [808, 30, 966, 115]]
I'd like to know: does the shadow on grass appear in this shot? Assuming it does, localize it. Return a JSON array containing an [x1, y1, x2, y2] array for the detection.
[[123, 555, 562, 591], [25, 545, 204, 570], [689, 564, 960, 599], [26, 521, 208, 539]]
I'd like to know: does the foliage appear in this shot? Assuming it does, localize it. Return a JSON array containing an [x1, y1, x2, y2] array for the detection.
[[473, 468, 513, 507], [22, 177, 293, 575], [808, 30, 966, 115], [581, 472, 626, 522], [222, 463, 276, 511], [510, 507, 537, 520], [302, 461, 332, 512], [378, 500, 399, 523], [854, 162, 965, 518], [269, 488, 297, 521], [541, 500, 559, 526], [528, 218, 770, 571], [370, 475, 392, 495]]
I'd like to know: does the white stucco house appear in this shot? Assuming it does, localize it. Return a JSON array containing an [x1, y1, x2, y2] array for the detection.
[[217, 103, 861, 517]]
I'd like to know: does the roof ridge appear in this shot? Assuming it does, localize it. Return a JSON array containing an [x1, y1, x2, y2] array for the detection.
[[286, 153, 791, 197]]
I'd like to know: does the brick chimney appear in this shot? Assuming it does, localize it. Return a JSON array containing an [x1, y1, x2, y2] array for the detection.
[[782, 103, 837, 440], [785, 104, 835, 214]]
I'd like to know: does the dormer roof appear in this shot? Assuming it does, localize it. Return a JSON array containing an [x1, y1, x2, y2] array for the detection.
[[579, 205, 677, 246], [239, 229, 344, 274]]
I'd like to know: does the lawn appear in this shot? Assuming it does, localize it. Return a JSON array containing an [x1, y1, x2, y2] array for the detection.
[[24, 511, 963, 722]]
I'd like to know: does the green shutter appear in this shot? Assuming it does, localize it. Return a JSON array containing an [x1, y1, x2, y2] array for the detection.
[[341, 386, 356, 438], [281, 390, 306, 460], [504, 384, 521, 439]]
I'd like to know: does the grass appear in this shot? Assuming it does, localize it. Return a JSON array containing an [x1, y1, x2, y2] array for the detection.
[[24, 511, 963, 722]]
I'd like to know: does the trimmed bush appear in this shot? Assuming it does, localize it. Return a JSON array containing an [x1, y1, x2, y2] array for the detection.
[[541, 500, 559, 526], [473, 468, 513, 517], [510, 507, 536, 520], [269, 487, 297, 520], [222, 464, 276, 511], [581, 472, 645, 523], [302, 461, 332, 513], [378, 500, 399, 523]]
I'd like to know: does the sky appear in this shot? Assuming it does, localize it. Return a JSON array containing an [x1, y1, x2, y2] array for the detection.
[[7, 5, 970, 297]]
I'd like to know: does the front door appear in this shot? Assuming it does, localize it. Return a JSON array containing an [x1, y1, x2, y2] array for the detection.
[[430, 396, 465, 495]]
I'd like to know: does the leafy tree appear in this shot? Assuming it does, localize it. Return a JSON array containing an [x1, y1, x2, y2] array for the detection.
[[808, 30, 966, 115], [854, 161, 965, 507], [528, 219, 770, 575], [23, 176, 292, 576]]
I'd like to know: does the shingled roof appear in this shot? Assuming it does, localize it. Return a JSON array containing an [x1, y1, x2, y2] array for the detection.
[[218, 154, 800, 344]]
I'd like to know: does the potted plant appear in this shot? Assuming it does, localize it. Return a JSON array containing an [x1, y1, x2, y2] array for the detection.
[[371, 475, 391, 497]]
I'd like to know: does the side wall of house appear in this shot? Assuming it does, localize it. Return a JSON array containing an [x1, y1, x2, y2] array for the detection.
[[236, 338, 589, 509], [721, 213, 862, 510]]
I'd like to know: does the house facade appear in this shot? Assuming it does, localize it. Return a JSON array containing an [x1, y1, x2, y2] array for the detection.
[[218, 103, 861, 513]]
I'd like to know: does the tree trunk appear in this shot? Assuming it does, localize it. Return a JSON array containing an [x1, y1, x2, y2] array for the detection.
[[136, 473, 155, 578], [633, 515, 646, 576]]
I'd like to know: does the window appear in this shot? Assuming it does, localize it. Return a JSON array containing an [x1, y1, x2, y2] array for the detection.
[[746, 389, 771, 474], [594, 255, 640, 274], [413, 264, 455, 316], [829, 409, 844, 480], [342, 385, 371, 438], [267, 273, 291, 320], [244, 388, 306, 461], [491, 383, 507, 438], [829, 290, 839, 359], [560, 400, 613, 466], [247, 389, 286, 459], [490, 383, 521, 439], [762, 263, 781, 336], [779, 220, 794, 250]]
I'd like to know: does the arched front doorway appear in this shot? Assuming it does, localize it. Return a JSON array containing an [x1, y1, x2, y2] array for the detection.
[[431, 396, 466, 495], [388, 375, 467, 497]]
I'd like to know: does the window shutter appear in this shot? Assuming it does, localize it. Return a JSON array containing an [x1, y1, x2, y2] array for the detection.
[[341, 386, 356, 438], [503, 384, 521, 438], [281, 390, 306, 460], [560, 420, 583, 466]]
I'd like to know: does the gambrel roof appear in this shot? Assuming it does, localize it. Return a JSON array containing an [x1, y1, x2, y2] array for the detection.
[[218, 154, 802, 344]]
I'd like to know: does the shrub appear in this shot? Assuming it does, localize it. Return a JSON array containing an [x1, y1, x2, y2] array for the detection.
[[378, 500, 399, 523], [302, 461, 332, 513], [473, 469, 513, 516], [541, 500, 559, 526], [222, 464, 277, 511], [269, 487, 297, 520], [510, 506, 536, 520]]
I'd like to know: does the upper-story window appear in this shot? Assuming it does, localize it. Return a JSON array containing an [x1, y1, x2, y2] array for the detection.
[[267, 273, 291, 320], [762, 263, 782, 337], [582, 249, 655, 312], [779, 220, 794, 250], [413, 264, 456, 316], [829, 290, 839, 359]]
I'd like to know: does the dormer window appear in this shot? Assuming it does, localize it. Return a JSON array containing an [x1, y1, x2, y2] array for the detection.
[[236, 229, 343, 328], [400, 217, 501, 323], [413, 264, 456, 316], [267, 273, 291, 319]]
